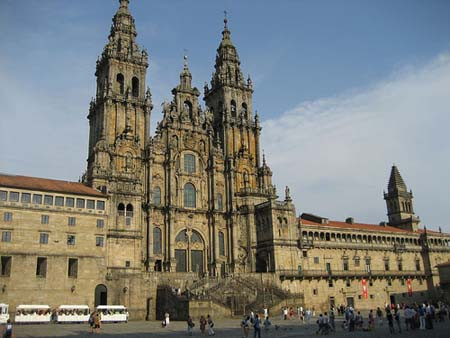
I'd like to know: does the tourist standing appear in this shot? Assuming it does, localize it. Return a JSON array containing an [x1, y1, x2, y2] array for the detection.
[[386, 310, 395, 334], [200, 315, 207, 335], [1, 319, 13, 338], [207, 314, 215, 336], [418, 305, 426, 330], [263, 316, 272, 332], [187, 316, 195, 336], [394, 308, 402, 333], [241, 316, 250, 338], [368, 309, 375, 330], [329, 308, 335, 331], [283, 307, 288, 320], [253, 314, 261, 338], [94, 311, 102, 334], [376, 307, 383, 327], [164, 311, 170, 327]]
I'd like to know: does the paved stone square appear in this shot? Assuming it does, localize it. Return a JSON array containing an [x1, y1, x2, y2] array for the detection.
[[9, 317, 450, 338]]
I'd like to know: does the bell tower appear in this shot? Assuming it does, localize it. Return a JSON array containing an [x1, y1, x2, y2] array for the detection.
[[384, 165, 419, 231], [85, 0, 152, 270], [204, 15, 262, 194]]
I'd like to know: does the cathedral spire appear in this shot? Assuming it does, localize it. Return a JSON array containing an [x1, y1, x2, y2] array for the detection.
[[388, 164, 407, 193]]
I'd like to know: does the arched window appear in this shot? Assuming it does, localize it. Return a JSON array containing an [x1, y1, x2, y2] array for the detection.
[[153, 227, 162, 254], [217, 193, 223, 211], [116, 73, 124, 94], [242, 103, 248, 119], [183, 100, 193, 118], [126, 203, 133, 217], [184, 183, 196, 208], [184, 154, 196, 173], [132, 77, 139, 97], [219, 231, 225, 256], [191, 230, 202, 243], [176, 230, 188, 242], [117, 203, 125, 216], [230, 100, 237, 117], [153, 187, 161, 205]]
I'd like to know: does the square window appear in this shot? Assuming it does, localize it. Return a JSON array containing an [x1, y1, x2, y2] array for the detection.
[[41, 215, 49, 224], [76, 198, 85, 209], [302, 251, 307, 258], [125, 260, 131, 268], [370, 294, 374, 299], [96, 236, 104, 247], [313, 257, 320, 264], [346, 280, 351, 287], [354, 257, 360, 267], [39, 233, 49, 244], [388, 279, 392, 286], [1, 231, 11, 242], [96, 200, 105, 210], [9, 192, 19, 202], [358, 295, 362, 300], [313, 288, 318, 295], [1, 256, 12, 276], [68, 258, 78, 278], [96, 219, 104, 228], [67, 235, 76, 246], [44, 195, 53, 205], [87, 199, 95, 209], [0, 190, 7, 201], [55, 196, 64, 206], [66, 197, 74, 208], [68, 217, 76, 226], [3, 212, 13, 222], [32, 194, 43, 204], [21, 193, 31, 203], [328, 280, 333, 287], [36, 257, 47, 278]]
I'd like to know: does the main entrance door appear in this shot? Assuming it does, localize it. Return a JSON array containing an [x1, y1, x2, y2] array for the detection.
[[174, 229, 205, 275]]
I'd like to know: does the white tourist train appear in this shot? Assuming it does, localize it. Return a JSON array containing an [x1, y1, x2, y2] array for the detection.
[[15, 305, 51, 323], [0, 304, 9, 324], [97, 305, 128, 323], [55, 305, 90, 323]]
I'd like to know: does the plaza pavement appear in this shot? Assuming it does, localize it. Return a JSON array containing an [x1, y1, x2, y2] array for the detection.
[[9, 317, 450, 338]]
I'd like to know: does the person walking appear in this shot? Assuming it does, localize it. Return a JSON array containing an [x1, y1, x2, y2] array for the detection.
[[263, 316, 272, 332], [376, 307, 383, 327], [94, 311, 102, 334], [200, 315, 207, 335], [207, 314, 215, 336], [368, 309, 375, 330], [418, 305, 426, 330], [253, 314, 261, 338], [386, 309, 395, 334], [1, 319, 13, 338], [394, 308, 402, 333], [329, 309, 335, 332], [187, 316, 195, 336], [164, 311, 170, 327], [241, 316, 250, 338]]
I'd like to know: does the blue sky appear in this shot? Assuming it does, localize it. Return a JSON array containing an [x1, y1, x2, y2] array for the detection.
[[1, 0, 450, 230]]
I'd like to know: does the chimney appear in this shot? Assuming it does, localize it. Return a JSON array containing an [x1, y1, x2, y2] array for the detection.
[[345, 217, 354, 224]]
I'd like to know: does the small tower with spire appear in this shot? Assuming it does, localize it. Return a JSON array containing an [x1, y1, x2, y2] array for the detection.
[[384, 165, 419, 231]]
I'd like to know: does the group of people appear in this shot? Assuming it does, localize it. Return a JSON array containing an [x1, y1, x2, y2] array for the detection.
[[240, 311, 272, 338], [88, 311, 102, 334], [184, 314, 215, 336]]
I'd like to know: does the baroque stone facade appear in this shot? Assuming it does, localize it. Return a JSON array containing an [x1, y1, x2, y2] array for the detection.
[[1, 0, 450, 320]]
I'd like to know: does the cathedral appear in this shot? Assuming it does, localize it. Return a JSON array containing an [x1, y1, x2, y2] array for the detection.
[[1, 0, 449, 320]]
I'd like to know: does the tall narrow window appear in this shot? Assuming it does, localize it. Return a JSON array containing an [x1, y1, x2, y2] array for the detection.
[[67, 235, 76, 246], [184, 154, 196, 173], [219, 231, 225, 256], [36, 257, 47, 278], [116, 73, 124, 94], [184, 183, 196, 208], [39, 233, 49, 244], [96, 236, 104, 247], [21, 193, 31, 203], [153, 227, 162, 254], [153, 187, 161, 205], [41, 215, 49, 224], [0, 190, 6, 201], [415, 259, 421, 271], [126, 204, 133, 217], [132, 77, 139, 97], [0, 256, 12, 276], [1, 231, 11, 242], [230, 100, 237, 117], [3, 212, 12, 222], [242, 102, 248, 119], [117, 203, 125, 216], [68, 258, 78, 278], [343, 259, 349, 271], [96, 219, 104, 228], [68, 217, 76, 226], [217, 193, 223, 211]]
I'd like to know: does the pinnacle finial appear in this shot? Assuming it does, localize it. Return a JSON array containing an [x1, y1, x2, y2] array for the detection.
[[119, 0, 129, 8], [224, 10, 228, 28], [183, 49, 188, 69], [262, 150, 266, 165]]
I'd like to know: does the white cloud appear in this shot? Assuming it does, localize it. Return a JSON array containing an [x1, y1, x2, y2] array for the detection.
[[262, 53, 450, 232]]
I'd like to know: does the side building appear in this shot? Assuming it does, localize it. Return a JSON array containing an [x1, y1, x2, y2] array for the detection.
[[0, 175, 108, 311]]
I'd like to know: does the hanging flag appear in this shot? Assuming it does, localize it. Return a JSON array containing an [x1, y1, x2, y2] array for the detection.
[[362, 278, 368, 299], [407, 278, 413, 296]]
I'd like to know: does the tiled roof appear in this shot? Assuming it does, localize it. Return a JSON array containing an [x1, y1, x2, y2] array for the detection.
[[299, 217, 410, 234], [0, 174, 105, 197]]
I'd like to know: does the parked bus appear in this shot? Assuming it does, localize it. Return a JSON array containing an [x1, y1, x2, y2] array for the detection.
[[96, 305, 128, 323], [55, 305, 90, 323], [0, 304, 9, 324], [15, 305, 51, 323]]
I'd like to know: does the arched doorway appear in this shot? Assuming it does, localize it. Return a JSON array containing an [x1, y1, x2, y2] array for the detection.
[[174, 229, 205, 275], [94, 284, 107, 307]]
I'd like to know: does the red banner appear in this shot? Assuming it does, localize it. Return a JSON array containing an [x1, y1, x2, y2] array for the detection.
[[407, 278, 413, 296], [362, 278, 368, 299]]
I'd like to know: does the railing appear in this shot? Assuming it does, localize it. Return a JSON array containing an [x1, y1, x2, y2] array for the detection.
[[298, 239, 314, 248], [278, 269, 426, 279]]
